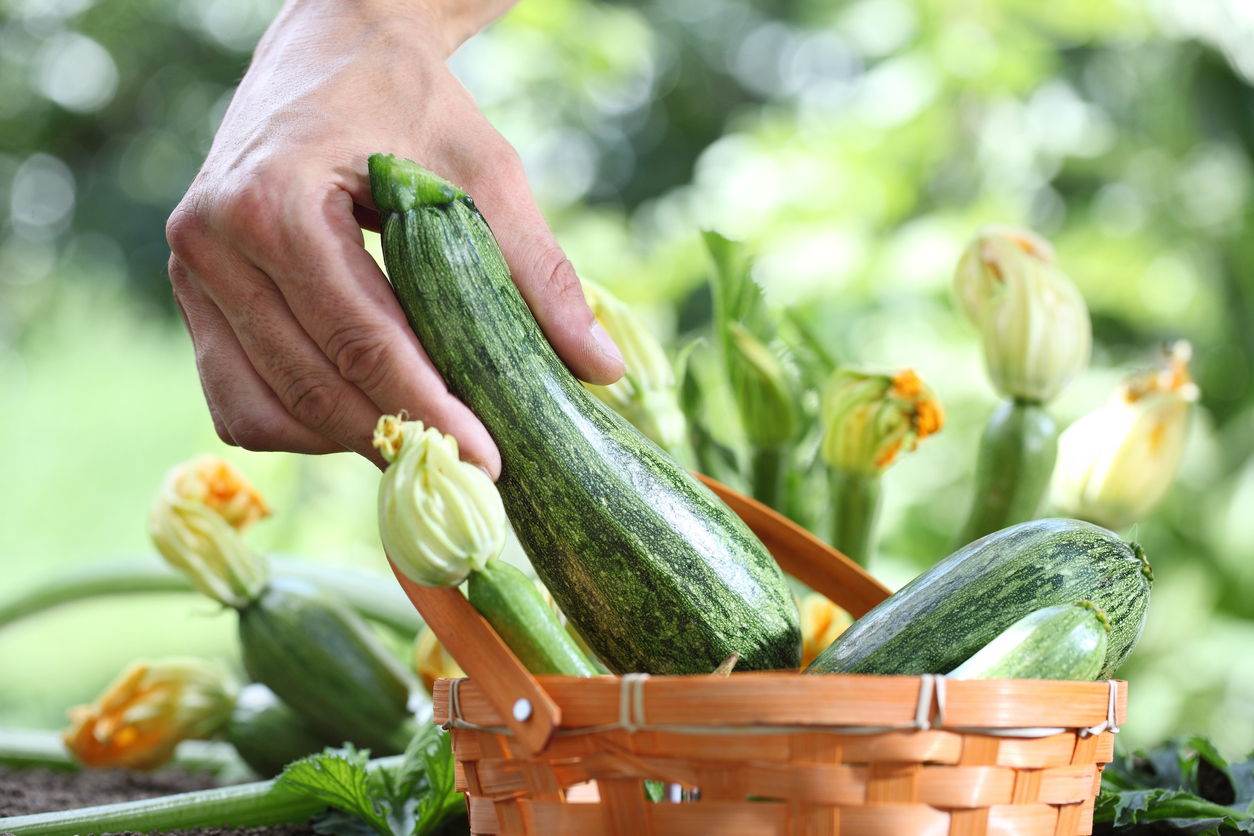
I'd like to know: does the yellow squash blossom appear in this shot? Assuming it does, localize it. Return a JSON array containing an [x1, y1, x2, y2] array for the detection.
[[64, 658, 236, 770], [954, 226, 1091, 403], [820, 367, 944, 476], [800, 593, 853, 668], [1050, 342, 1199, 530], [411, 627, 465, 696], [581, 280, 687, 456], [374, 414, 508, 587], [148, 455, 270, 608]]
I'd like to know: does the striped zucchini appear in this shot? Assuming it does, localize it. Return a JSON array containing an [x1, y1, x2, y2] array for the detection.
[[238, 578, 420, 755], [466, 560, 598, 676], [806, 519, 1151, 678], [947, 601, 1110, 681], [369, 154, 801, 675], [225, 684, 331, 777]]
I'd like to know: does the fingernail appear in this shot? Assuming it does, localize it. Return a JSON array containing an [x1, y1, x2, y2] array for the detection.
[[591, 322, 624, 366]]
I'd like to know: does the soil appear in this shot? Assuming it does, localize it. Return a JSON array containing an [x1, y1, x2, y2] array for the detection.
[[0, 766, 313, 836]]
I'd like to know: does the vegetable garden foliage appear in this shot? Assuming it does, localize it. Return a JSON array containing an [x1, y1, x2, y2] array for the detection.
[[5, 0, 1254, 752], [276, 725, 465, 836], [1096, 737, 1254, 834]]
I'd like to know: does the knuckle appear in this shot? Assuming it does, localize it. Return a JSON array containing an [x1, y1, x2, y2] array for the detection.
[[224, 413, 282, 452], [326, 324, 393, 392], [281, 374, 342, 433], [535, 251, 584, 306], [165, 199, 209, 262], [214, 170, 287, 253]]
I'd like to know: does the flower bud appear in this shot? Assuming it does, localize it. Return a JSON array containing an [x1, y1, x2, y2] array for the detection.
[[1050, 342, 1199, 530], [64, 658, 237, 770], [800, 593, 853, 668], [148, 455, 270, 608], [580, 281, 687, 454], [374, 415, 507, 587], [412, 627, 465, 695], [954, 226, 1091, 402], [728, 322, 797, 447], [820, 367, 944, 476]]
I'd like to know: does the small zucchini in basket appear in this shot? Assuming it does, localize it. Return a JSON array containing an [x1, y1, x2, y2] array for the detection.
[[806, 519, 1151, 678], [947, 601, 1110, 681]]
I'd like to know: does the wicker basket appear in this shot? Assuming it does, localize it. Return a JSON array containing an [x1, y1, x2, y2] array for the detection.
[[392, 475, 1125, 836]]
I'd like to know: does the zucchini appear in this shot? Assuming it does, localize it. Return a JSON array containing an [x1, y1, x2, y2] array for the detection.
[[466, 560, 598, 676], [226, 684, 331, 777], [238, 577, 420, 755], [805, 519, 1151, 678], [947, 601, 1109, 681], [369, 154, 800, 675]]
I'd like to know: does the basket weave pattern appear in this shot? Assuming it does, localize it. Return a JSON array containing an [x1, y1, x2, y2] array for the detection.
[[392, 476, 1126, 836], [433, 674, 1122, 836]]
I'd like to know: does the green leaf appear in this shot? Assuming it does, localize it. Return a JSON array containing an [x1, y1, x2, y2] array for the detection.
[[1096, 737, 1254, 834], [275, 745, 394, 836], [412, 728, 465, 836]]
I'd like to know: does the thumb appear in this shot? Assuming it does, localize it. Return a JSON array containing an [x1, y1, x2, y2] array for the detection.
[[459, 143, 626, 386]]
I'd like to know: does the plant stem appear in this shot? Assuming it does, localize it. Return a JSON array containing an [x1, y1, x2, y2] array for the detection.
[[0, 557, 424, 636], [751, 446, 787, 512], [0, 728, 247, 776], [0, 778, 322, 835], [0, 755, 406, 836], [954, 398, 1058, 549], [828, 469, 881, 567]]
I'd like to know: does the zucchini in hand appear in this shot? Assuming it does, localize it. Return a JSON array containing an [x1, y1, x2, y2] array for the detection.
[[806, 519, 1151, 678], [947, 601, 1110, 681], [369, 154, 801, 675]]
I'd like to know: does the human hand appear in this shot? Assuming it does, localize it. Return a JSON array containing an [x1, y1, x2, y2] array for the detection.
[[165, 0, 625, 477]]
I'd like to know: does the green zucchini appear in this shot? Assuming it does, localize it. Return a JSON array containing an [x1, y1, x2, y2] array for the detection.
[[947, 601, 1109, 681], [466, 560, 597, 676], [369, 153, 800, 675], [226, 684, 332, 777], [953, 399, 1058, 548], [238, 577, 420, 755], [806, 518, 1151, 678]]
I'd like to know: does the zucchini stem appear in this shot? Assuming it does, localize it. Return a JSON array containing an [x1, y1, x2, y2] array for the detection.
[[0, 774, 330, 835], [954, 398, 1058, 549], [751, 446, 787, 512], [0, 557, 424, 636], [828, 469, 881, 568]]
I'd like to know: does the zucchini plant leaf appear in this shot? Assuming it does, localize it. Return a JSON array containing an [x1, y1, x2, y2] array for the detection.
[[1096, 738, 1254, 834], [274, 728, 464, 836], [412, 725, 465, 836], [276, 744, 393, 836]]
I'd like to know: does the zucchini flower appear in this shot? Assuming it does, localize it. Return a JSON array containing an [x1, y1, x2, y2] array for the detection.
[[64, 658, 237, 770], [148, 455, 270, 608], [820, 367, 944, 565], [1050, 342, 1199, 530], [800, 593, 853, 668], [581, 280, 688, 460], [374, 414, 507, 587], [728, 323, 797, 448], [820, 368, 944, 476], [954, 226, 1091, 403], [727, 322, 798, 511], [411, 626, 465, 695]]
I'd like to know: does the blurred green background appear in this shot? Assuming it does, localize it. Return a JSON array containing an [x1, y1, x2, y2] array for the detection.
[[3, 0, 1254, 756]]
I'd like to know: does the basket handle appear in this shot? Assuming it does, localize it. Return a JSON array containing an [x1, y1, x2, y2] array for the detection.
[[388, 560, 561, 754], [696, 473, 890, 617]]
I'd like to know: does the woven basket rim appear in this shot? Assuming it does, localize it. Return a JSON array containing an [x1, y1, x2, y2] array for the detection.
[[433, 673, 1126, 736]]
